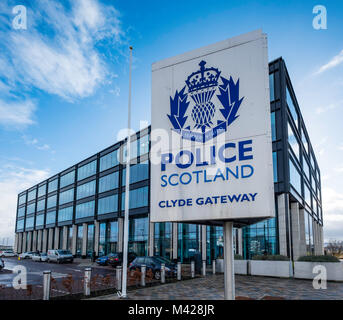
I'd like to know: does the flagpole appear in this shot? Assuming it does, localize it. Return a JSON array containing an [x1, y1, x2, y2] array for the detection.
[[121, 46, 133, 298]]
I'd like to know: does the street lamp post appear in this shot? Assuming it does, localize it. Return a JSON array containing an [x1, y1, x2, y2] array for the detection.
[[121, 46, 133, 298]]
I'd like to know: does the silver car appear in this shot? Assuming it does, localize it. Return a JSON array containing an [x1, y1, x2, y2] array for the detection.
[[32, 252, 48, 262], [47, 250, 73, 263]]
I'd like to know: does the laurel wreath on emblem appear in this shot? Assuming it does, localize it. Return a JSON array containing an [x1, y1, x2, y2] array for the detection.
[[167, 60, 244, 143]]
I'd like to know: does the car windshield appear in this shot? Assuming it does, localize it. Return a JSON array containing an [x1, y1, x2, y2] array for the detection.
[[57, 250, 71, 255], [154, 256, 172, 264], [41, 253, 47, 256]]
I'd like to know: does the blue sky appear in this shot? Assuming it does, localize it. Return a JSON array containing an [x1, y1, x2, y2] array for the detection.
[[0, 0, 342, 244]]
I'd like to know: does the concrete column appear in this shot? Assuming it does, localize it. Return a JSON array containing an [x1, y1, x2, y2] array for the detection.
[[48, 228, 54, 250], [27, 231, 32, 251], [172, 223, 178, 260], [22, 232, 27, 252], [118, 217, 124, 253], [299, 209, 306, 257], [32, 231, 37, 252], [201, 225, 207, 262], [320, 226, 324, 254], [148, 222, 154, 256], [82, 223, 88, 257], [18, 233, 23, 253], [277, 193, 289, 256], [313, 220, 317, 255], [62, 226, 68, 250], [94, 220, 100, 256], [54, 227, 59, 249], [14, 233, 19, 254], [71, 225, 77, 255], [37, 230, 42, 252], [290, 202, 301, 261], [237, 228, 243, 256], [42, 229, 48, 253]]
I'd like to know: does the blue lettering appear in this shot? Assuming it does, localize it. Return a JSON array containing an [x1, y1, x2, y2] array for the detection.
[[241, 165, 254, 178], [161, 153, 173, 171], [250, 193, 258, 201], [175, 150, 194, 169], [239, 140, 253, 161], [218, 143, 236, 163]]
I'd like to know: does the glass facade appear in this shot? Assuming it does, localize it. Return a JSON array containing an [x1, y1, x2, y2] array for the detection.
[[121, 186, 149, 210], [76, 200, 95, 219], [99, 172, 119, 193], [243, 218, 277, 259], [58, 206, 73, 222], [27, 203, 35, 215], [129, 216, 148, 256], [38, 185, 46, 197], [100, 150, 119, 172], [206, 226, 224, 264], [17, 219, 24, 231], [28, 189, 36, 202], [46, 211, 56, 225], [78, 161, 97, 181], [289, 158, 301, 195], [286, 86, 298, 127], [60, 171, 75, 188], [154, 222, 172, 260], [48, 179, 58, 193], [77, 180, 96, 200], [47, 195, 57, 209], [59, 188, 74, 205], [98, 195, 118, 215], [122, 161, 149, 185], [269, 73, 275, 101], [18, 206, 25, 217], [178, 224, 199, 263], [37, 199, 45, 212], [18, 194, 26, 206], [25, 217, 34, 229], [76, 225, 83, 256], [87, 224, 94, 257], [36, 214, 44, 227]]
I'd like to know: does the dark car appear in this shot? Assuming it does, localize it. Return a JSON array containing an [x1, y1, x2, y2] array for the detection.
[[129, 256, 177, 280], [108, 252, 137, 267], [0, 258, 4, 271], [95, 253, 117, 266]]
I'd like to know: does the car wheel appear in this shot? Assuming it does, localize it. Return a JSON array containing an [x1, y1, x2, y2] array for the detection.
[[154, 270, 161, 280]]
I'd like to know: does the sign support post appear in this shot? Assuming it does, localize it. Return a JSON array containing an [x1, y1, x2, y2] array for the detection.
[[223, 221, 235, 300]]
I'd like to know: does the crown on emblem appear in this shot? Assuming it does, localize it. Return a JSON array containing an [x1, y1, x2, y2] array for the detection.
[[186, 60, 221, 93]]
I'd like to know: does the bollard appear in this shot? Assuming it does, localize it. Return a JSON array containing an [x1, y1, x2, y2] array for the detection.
[[202, 260, 206, 276], [212, 259, 216, 275], [84, 267, 91, 296], [141, 264, 146, 286], [161, 263, 166, 284], [116, 266, 122, 291], [43, 271, 51, 301], [177, 262, 181, 280], [191, 261, 195, 278]]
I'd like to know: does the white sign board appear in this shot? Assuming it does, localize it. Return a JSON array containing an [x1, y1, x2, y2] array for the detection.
[[150, 30, 275, 224]]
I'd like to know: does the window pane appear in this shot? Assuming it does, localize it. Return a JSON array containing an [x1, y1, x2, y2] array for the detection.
[[286, 86, 298, 126], [122, 186, 149, 210], [36, 214, 44, 227], [122, 161, 149, 186], [28, 189, 36, 202], [272, 152, 278, 183], [19, 194, 26, 205], [77, 180, 96, 200], [48, 179, 58, 193], [289, 159, 301, 195], [98, 195, 118, 215], [288, 122, 299, 160], [78, 160, 97, 181], [47, 195, 57, 209], [59, 188, 74, 205], [60, 171, 75, 188], [58, 206, 73, 222], [25, 217, 34, 229], [99, 172, 119, 193], [46, 211, 56, 224], [100, 150, 119, 172], [139, 135, 149, 156], [27, 203, 36, 215], [271, 112, 276, 141], [38, 185, 46, 197], [18, 206, 25, 217], [76, 201, 95, 219], [269, 73, 275, 101], [37, 199, 45, 212], [17, 219, 24, 231]]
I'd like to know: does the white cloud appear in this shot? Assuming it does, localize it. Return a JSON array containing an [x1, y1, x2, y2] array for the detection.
[[0, 164, 50, 244], [315, 49, 343, 75], [0, 99, 36, 127], [0, 0, 123, 104]]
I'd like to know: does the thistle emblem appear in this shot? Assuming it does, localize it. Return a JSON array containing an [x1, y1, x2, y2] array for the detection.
[[167, 60, 244, 143]]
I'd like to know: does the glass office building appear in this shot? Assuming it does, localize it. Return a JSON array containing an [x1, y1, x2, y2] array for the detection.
[[14, 58, 324, 262]]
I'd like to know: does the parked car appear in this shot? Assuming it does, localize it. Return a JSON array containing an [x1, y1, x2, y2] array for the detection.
[[0, 250, 16, 257], [19, 251, 35, 259], [32, 252, 48, 262], [47, 250, 74, 263], [129, 256, 177, 280], [108, 252, 137, 267], [0, 258, 4, 271], [95, 253, 117, 266]]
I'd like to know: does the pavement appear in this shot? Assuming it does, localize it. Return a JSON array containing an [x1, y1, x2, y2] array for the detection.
[[0, 257, 114, 288], [89, 274, 343, 300]]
